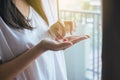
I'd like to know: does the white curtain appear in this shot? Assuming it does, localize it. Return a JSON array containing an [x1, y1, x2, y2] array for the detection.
[[41, 0, 58, 26]]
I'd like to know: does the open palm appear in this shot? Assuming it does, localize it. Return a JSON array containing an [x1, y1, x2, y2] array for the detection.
[[40, 35, 90, 51]]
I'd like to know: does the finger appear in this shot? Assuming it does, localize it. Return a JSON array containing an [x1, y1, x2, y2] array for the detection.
[[70, 21, 77, 34], [50, 20, 66, 40], [64, 21, 74, 35], [65, 36, 79, 41], [54, 30, 64, 40], [69, 22, 73, 35], [58, 21, 66, 37], [65, 23, 70, 33], [49, 28, 64, 41], [51, 23, 59, 31], [49, 29, 58, 40], [65, 35, 90, 41], [48, 29, 56, 39], [49, 26, 63, 40], [73, 21, 76, 32], [71, 35, 90, 44]]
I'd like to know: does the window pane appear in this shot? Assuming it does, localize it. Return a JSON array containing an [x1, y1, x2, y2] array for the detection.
[[58, 0, 102, 80]]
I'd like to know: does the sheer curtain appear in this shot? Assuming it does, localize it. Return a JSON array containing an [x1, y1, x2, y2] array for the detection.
[[41, 0, 58, 26]]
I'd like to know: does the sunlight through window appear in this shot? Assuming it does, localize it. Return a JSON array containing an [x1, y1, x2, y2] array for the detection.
[[58, 0, 102, 80]]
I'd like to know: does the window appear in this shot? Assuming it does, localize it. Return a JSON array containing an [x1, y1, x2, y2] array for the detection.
[[58, 0, 102, 80]]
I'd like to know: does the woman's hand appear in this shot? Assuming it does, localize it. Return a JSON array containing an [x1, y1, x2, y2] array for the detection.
[[40, 35, 90, 51], [48, 20, 76, 41], [48, 20, 66, 40], [64, 20, 76, 35], [63, 35, 90, 44], [40, 39, 72, 51]]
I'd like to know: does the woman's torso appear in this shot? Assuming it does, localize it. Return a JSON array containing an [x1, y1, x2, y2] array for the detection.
[[0, 6, 67, 80]]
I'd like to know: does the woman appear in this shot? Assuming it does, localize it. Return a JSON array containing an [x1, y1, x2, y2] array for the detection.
[[0, 0, 89, 80]]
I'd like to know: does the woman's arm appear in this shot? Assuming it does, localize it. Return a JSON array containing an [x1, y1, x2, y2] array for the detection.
[[0, 39, 73, 80], [0, 35, 89, 80], [0, 42, 46, 80]]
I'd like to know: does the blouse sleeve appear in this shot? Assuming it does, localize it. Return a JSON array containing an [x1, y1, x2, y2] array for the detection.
[[0, 18, 14, 63], [0, 29, 15, 63]]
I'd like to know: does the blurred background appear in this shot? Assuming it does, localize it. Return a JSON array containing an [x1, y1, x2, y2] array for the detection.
[[58, 0, 102, 80]]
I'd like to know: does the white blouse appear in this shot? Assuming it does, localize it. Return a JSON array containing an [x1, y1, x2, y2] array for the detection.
[[0, 6, 67, 80]]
